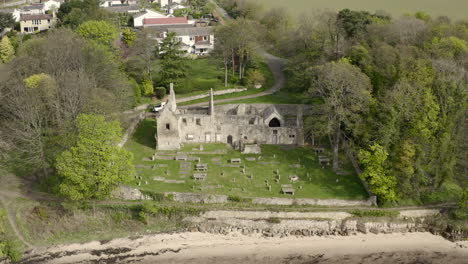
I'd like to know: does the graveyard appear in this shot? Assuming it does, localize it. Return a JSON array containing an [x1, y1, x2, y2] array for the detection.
[[124, 119, 368, 200]]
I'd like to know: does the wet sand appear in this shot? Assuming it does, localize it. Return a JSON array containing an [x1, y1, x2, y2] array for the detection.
[[21, 232, 468, 264]]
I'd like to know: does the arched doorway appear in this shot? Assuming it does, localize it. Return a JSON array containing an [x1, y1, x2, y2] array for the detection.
[[227, 135, 233, 145], [268, 118, 281, 127]]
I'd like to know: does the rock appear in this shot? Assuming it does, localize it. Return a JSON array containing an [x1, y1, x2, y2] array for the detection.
[[111, 185, 152, 200]]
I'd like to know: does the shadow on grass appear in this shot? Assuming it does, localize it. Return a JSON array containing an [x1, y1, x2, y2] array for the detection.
[[132, 118, 156, 149]]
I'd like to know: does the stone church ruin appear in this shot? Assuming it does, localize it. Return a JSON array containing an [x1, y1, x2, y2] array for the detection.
[[156, 84, 308, 151]]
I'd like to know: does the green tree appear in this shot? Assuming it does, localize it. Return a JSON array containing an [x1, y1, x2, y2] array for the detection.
[[0, 12, 15, 31], [0, 36, 14, 63], [141, 77, 154, 96], [337, 9, 373, 39], [309, 61, 372, 170], [245, 69, 265, 88], [158, 32, 187, 87], [76, 20, 118, 48], [359, 143, 397, 202], [55, 114, 134, 200], [122, 27, 136, 47]]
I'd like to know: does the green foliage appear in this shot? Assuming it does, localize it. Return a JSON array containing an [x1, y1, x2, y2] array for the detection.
[[132, 203, 202, 223], [359, 144, 397, 202], [245, 69, 265, 88], [227, 195, 252, 203], [350, 209, 400, 217], [158, 32, 188, 87], [0, 36, 14, 63], [155, 87, 166, 99], [55, 114, 135, 200], [337, 9, 374, 39], [173, 8, 190, 17], [58, 0, 108, 28], [122, 28, 136, 47], [130, 78, 141, 105], [76, 20, 118, 48], [0, 12, 15, 30], [141, 77, 154, 96], [267, 217, 281, 224]]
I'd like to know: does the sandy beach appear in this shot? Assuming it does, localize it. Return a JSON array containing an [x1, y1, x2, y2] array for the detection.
[[21, 232, 468, 264]]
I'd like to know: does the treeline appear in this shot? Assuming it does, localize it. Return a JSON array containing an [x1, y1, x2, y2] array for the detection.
[[0, 0, 141, 200], [220, 1, 467, 204]]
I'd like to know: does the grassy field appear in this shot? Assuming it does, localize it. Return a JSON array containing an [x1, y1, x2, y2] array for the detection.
[[175, 58, 228, 94], [178, 61, 274, 105], [253, 0, 467, 20], [125, 118, 368, 200]]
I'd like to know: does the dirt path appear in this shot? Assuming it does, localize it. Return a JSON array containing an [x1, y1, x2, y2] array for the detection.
[[0, 195, 33, 249]]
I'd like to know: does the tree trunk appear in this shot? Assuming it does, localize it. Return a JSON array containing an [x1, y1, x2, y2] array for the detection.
[[224, 58, 228, 87], [332, 127, 340, 171], [231, 50, 235, 75]]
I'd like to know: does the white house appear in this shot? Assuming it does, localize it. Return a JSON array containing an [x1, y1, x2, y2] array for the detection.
[[165, 27, 214, 55], [20, 14, 55, 34], [158, 0, 183, 8], [133, 9, 168, 27], [162, 2, 186, 15], [100, 0, 137, 7], [41, 0, 61, 11]]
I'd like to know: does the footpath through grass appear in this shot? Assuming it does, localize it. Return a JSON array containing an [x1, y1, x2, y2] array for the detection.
[[125, 119, 368, 200]]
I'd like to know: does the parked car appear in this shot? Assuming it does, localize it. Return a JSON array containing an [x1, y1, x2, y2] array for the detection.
[[151, 102, 166, 112]]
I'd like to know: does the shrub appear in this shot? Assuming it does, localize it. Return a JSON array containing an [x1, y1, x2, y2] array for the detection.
[[227, 195, 252, 203], [132, 203, 202, 223], [130, 78, 141, 105], [350, 210, 399, 218], [267, 217, 281, 224], [155, 87, 166, 99], [245, 69, 265, 88], [141, 78, 154, 96], [0, 240, 22, 262]]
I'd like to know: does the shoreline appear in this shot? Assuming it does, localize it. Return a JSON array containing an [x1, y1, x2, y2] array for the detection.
[[21, 232, 468, 264]]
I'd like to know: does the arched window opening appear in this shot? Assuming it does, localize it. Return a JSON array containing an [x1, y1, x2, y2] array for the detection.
[[268, 118, 281, 127]]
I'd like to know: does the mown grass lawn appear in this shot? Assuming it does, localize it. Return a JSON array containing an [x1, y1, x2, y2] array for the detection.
[[178, 61, 274, 106], [125, 118, 368, 200]]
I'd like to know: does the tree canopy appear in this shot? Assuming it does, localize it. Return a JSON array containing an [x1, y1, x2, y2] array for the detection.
[[55, 114, 134, 200]]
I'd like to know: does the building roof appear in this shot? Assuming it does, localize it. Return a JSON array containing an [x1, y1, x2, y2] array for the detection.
[[103, 4, 140, 13], [20, 14, 53, 21], [143, 17, 188, 26], [168, 26, 212, 36], [134, 9, 167, 19], [22, 4, 44, 11]]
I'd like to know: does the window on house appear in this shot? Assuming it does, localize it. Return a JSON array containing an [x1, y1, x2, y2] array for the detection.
[[196, 118, 201, 125], [182, 118, 187, 125], [203, 36, 208, 41], [289, 135, 295, 138], [249, 118, 255, 125], [165, 123, 170, 130], [189, 36, 194, 41]]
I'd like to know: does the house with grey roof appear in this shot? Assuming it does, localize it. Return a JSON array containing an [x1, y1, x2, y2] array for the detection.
[[164, 26, 214, 55]]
